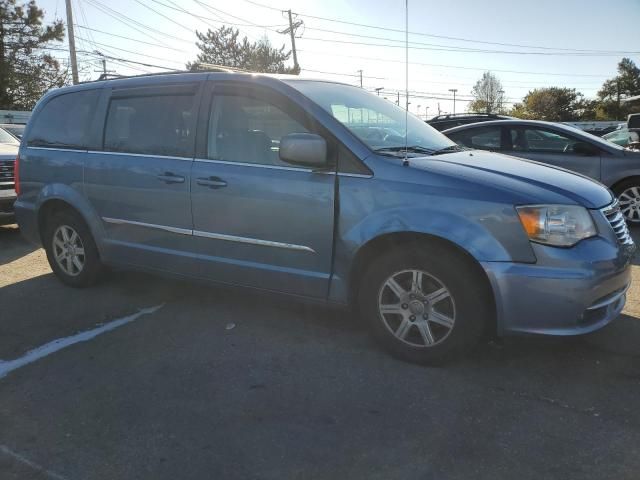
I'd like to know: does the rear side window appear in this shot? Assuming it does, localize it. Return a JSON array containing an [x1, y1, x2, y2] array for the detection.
[[104, 93, 196, 157], [449, 126, 502, 150], [27, 90, 99, 149]]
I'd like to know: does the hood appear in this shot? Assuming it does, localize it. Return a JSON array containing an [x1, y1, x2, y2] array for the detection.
[[0, 142, 18, 159], [408, 150, 613, 209]]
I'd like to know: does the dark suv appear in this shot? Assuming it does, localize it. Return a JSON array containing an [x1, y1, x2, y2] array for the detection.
[[427, 113, 513, 131]]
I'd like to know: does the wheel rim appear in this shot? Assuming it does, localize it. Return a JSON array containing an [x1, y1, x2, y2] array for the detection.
[[618, 187, 640, 223], [52, 225, 86, 276], [377, 269, 456, 348]]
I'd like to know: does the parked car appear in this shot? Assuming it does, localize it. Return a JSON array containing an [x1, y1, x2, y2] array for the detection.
[[15, 72, 634, 363], [0, 123, 25, 139], [427, 113, 513, 131], [603, 124, 630, 146], [443, 119, 640, 223], [0, 126, 19, 225]]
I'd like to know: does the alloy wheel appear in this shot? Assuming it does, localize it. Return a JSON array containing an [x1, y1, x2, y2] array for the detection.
[[618, 187, 640, 223], [377, 269, 456, 347], [52, 225, 86, 276]]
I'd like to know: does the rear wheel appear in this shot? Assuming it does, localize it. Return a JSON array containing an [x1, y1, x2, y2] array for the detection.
[[614, 179, 640, 224], [43, 210, 103, 287], [357, 243, 492, 364]]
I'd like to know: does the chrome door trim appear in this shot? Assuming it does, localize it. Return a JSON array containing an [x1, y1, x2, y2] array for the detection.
[[102, 217, 192, 236], [88, 150, 193, 162], [194, 158, 313, 173], [193, 229, 316, 253], [27, 146, 87, 153]]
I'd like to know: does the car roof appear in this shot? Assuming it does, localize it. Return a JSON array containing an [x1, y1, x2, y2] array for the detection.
[[442, 119, 567, 132]]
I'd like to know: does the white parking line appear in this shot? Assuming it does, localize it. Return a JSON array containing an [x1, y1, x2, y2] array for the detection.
[[0, 444, 69, 480], [0, 304, 164, 380]]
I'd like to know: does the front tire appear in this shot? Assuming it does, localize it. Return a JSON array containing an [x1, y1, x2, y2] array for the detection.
[[357, 243, 492, 364], [613, 179, 640, 225], [43, 209, 103, 287]]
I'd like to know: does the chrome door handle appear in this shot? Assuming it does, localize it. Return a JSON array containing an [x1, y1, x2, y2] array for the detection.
[[196, 176, 227, 188], [157, 172, 185, 184]]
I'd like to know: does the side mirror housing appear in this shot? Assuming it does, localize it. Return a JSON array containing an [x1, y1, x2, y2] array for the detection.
[[279, 133, 327, 168], [573, 142, 598, 156]]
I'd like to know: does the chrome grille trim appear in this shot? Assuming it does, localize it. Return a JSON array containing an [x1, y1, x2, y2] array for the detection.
[[601, 200, 634, 246], [0, 159, 15, 190]]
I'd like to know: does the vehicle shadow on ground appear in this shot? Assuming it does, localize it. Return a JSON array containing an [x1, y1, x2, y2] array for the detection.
[[0, 224, 36, 265]]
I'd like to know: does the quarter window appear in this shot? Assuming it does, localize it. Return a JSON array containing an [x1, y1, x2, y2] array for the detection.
[[207, 94, 310, 167], [27, 90, 100, 149], [104, 94, 196, 157]]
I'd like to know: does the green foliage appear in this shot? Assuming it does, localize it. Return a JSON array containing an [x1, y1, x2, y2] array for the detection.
[[188, 26, 297, 74], [596, 57, 640, 119], [468, 72, 506, 114], [0, 0, 68, 110], [509, 87, 584, 121]]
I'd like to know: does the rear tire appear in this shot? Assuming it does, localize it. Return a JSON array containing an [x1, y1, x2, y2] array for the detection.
[[43, 209, 103, 288], [357, 243, 492, 364]]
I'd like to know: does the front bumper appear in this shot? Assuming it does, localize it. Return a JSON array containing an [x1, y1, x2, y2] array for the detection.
[[483, 235, 635, 336], [0, 188, 16, 225]]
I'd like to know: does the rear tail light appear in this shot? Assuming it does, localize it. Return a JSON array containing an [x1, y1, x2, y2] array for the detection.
[[14, 154, 20, 195]]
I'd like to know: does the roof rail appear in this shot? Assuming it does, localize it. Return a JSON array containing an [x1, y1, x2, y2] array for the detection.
[[189, 63, 250, 73]]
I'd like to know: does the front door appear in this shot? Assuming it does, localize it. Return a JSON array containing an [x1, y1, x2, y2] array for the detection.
[[84, 83, 201, 274], [506, 126, 601, 181], [190, 83, 336, 298]]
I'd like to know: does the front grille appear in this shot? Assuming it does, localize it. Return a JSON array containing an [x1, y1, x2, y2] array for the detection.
[[601, 199, 634, 245], [0, 159, 14, 190]]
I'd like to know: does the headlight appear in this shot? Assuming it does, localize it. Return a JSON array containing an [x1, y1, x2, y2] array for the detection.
[[516, 205, 596, 247]]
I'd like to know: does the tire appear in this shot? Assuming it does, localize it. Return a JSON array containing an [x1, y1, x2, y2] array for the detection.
[[357, 242, 492, 365], [613, 179, 640, 225], [43, 209, 103, 288]]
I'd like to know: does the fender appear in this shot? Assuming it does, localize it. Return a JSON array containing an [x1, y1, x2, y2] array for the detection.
[[35, 183, 108, 253]]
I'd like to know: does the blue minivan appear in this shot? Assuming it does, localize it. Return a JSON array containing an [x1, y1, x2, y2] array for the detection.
[[15, 71, 635, 363]]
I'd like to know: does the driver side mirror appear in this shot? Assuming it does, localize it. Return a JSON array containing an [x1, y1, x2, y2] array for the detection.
[[279, 133, 327, 168], [573, 142, 599, 156]]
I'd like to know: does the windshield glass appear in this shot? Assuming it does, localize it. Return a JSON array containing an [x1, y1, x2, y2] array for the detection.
[[0, 127, 18, 144], [286, 80, 455, 153]]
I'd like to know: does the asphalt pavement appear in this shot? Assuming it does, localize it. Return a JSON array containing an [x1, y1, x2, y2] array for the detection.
[[1, 223, 640, 480]]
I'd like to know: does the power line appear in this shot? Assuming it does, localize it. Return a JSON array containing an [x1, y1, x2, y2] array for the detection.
[[74, 25, 187, 51], [132, 0, 195, 33], [75, 37, 187, 65], [302, 68, 386, 80]]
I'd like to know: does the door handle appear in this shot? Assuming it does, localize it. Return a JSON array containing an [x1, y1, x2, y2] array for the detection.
[[157, 172, 185, 184], [196, 176, 227, 189]]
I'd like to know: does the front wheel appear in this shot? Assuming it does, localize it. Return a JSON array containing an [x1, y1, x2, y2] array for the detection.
[[614, 180, 640, 224], [357, 243, 492, 364], [43, 209, 103, 287]]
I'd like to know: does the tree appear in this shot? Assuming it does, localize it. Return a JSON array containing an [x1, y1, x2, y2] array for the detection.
[[468, 72, 505, 114], [0, 0, 68, 110], [509, 87, 584, 121], [596, 58, 640, 120], [188, 26, 297, 74]]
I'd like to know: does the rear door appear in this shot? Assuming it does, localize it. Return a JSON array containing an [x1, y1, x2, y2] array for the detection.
[[506, 126, 601, 180], [84, 82, 202, 273], [189, 82, 336, 298]]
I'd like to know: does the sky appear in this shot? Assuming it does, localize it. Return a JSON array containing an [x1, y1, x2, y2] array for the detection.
[[37, 0, 640, 118]]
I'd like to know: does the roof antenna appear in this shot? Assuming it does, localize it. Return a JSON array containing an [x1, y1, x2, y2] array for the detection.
[[403, 0, 409, 167]]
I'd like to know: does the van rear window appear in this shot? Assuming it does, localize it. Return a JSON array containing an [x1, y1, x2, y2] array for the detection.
[[27, 90, 99, 149], [103, 94, 196, 158]]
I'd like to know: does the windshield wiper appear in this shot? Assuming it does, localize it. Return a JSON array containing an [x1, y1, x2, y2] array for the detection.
[[374, 145, 436, 155], [429, 145, 467, 155]]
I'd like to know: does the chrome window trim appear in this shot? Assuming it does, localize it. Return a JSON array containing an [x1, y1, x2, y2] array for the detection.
[[102, 217, 192, 236], [27, 146, 87, 153], [88, 150, 193, 162], [102, 217, 316, 253], [193, 229, 316, 253]]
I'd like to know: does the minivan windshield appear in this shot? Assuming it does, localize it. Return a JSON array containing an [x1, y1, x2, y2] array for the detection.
[[286, 80, 456, 154], [0, 127, 19, 144]]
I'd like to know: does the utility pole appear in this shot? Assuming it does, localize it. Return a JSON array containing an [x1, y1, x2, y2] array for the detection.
[[281, 10, 303, 74], [448, 88, 458, 115], [424, 106, 429, 120], [497, 89, 505, 113], [65, 0, 79, 84], [94, 57, 115, 80], [375, 87, 384, 96], [396, 91, 400, 106], [356, 70, 363, 88], [437, 102, 441, 116], [616, 80, 621, 120]]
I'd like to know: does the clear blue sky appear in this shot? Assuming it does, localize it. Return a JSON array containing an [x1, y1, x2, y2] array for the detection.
[[38, 0, 640, 117]]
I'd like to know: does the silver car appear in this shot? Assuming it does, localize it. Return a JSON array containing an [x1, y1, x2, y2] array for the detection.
[[444, 119, 640, 223]]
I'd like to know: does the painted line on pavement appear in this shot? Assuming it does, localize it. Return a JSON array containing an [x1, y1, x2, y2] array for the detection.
[[0, 304, 164, 380], [0, 444, 69, 480]]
